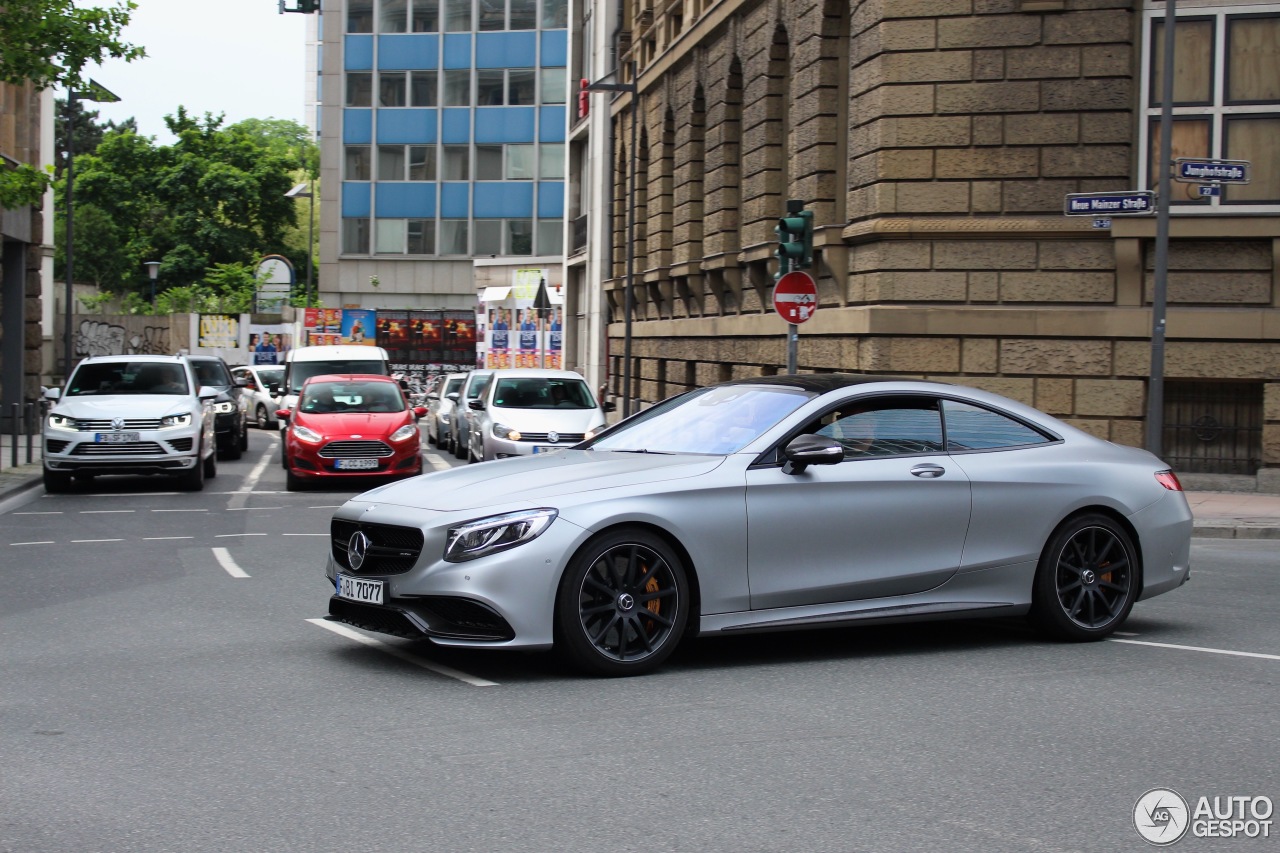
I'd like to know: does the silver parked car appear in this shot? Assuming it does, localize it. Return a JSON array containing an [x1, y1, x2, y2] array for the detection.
[[450, 369, 493, 460], [324, 375, 1193, 676], [465, 369, 612, 463], [231, 364, 285, 430], [425, 372, 467, 455]]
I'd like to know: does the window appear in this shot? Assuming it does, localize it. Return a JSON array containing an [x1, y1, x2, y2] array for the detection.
[[478, 0, 505, 30], [444, 0, 471, 31], [376, 219, 407, 253], [475, 144, 504, 179], [412, 0, 440, 32], [345, 145, 371, 180], [508, 69, 536, 105], [346, 72, 373, 107], [408, 219, 435, 253], [378, 146, 407, 180], [408, 145, 437, 180], [410, 70, 438, 106], [343, 218, 370, 254], [537, 218, 563, 255], [439, 219, 469, 253], [380, 0, 408, 32], [477, 69, 506, 105], [507, 144, 534, 179], [941, 400, 1052, 451], [475, 219, 503, 254], [442, 145, 470, 180], [507, 219, 533, 254], [380, 72, 407, 107], [444, 69, 471, 106], [540, 67, 567, 104], [347, 0, 373, 32], [812, 398, 944, 458], [542, 0, 567, 28], [509, 0, 536, 29], [1141, 9, 1280, 208], [539, 143, 564, 178]]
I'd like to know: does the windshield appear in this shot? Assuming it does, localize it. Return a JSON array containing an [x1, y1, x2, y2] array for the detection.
[[299, 381, 406, 414], [290, 360, 387, 392], [66, 361, 190, 397], [444, 376, 464, 395], [491, 377, 596, 410], [589, 385, 812, 454], [190, 360, 231, 388], [256, 367, 284, 386], [466, 374, 492, 399]]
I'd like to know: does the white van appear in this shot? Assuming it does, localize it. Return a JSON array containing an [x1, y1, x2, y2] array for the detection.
[[277, 345, 391, 414]]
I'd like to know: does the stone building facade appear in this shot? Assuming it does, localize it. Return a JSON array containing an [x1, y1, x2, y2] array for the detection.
[[584, 0, 1280, 488]]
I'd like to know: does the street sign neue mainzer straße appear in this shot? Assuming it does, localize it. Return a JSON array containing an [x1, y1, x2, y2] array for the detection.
[[1064, 191, 1156, 216]]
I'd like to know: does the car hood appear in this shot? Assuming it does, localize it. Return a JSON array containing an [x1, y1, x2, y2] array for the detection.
[[294, 411, 413, 437], [52, 396, 197, 419], [485, 407, 605, 432], [357, 449, 726, 511]]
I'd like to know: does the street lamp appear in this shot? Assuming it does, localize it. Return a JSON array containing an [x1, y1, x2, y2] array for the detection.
[[144, 261, 161, 305], [63, 79, 119, 378], [286, 181, 315, 308], [586, 62, 638, 418]]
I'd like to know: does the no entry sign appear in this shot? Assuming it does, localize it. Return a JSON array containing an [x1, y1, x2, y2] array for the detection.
[[772, 271, 818, 324]]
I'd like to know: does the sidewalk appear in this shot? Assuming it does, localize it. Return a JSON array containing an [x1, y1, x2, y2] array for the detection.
[[0, 433, 1277, 536]]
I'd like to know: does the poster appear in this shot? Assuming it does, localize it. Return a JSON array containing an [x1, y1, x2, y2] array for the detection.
[[341, 309, 377, 345], [248, 324, 293, 365], [197, 314, 240, 350]]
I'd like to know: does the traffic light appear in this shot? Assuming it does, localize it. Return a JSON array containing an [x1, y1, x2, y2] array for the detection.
[[775, 203, 814, 276]]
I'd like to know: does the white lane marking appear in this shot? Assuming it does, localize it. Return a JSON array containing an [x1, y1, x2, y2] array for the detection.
[[226, 507, 281, 511], [215, 533, 268, 538], [11, 541, 55, 546], [309, 505, 342, 509], [144, 536, 194, 540], [212, 547, 250, 578], [71, 538, 123, 543], [81, 510, 135, 514], [306, 619, 498, 687], [283, 533, 327, 537], [236, 443, 276, 494], [1110, 638, 1280, 662], [48, 492, 178, 498], [152, 509, 208, 512], [14, 511, 62, 515], [427, 456, 451, 472]]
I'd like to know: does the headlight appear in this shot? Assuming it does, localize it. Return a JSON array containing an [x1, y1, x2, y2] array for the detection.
[[213, 401, 236, 414], [445, 508, 558, 563], [161, 413, 193, 428], [389, 423, 418, 442], [584, 424, 606, 440], [292, 424, 323, 443], [493, 423, 522, 441], [47, 414, 77, 431]]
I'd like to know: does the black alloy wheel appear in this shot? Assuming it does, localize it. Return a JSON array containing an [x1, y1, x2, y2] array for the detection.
[[1030, 513, 1138, 641], [556, 529, 689, 676], [43, 468, 71, 494]]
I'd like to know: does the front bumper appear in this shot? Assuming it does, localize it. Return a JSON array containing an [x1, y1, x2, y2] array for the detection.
[[43, 425, 202, 475], [287, 437, 422, 480], [487, 434, 578, 460]]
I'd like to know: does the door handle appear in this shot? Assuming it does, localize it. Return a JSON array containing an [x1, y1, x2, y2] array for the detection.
[[910, 464, 946, 478]]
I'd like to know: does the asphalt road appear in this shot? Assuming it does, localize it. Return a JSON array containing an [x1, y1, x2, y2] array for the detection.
[[2, 429, 1277, 853]]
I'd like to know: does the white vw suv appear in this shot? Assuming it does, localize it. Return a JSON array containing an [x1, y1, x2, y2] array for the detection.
[[42, 355, 218, 492]]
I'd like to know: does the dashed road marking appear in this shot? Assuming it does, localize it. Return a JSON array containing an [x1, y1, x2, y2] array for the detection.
[[212, 547, 250, 578], [1110, 638, 1280, 663]]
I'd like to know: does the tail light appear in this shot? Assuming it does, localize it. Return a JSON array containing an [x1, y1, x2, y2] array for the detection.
[[1155, 470, 1183, 491]]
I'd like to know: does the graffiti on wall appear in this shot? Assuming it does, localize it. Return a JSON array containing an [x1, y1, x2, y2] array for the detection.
[[74, 320, 173, 358]]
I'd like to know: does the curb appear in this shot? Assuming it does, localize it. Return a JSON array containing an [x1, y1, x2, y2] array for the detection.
[[1192, 523, 1280, 540]]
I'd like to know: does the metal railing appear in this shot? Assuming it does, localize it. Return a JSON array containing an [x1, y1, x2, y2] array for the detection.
[[1, 401, 44, 472], [1162, 380, 1262, 475]]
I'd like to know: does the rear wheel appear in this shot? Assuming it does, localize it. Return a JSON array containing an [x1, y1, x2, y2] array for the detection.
[[43, 469, 72, 494], [555, 529, 690, 677], [1029, 513, 1138, 641]]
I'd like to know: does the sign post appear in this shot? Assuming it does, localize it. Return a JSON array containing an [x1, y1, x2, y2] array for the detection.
[[773, 271, 818, 374]]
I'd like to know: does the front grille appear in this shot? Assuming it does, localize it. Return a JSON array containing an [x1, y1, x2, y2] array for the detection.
[[46, 439, 70, 454], [320, 440, 393, 458], [518, 432, 585, 443], [72, 418, 164, 431], [71, 441, 165, 456], [167, 437, 193, 452], [328, 599, 426, 640], [331, 518, 425, 575], [419, 596, 514, 640]]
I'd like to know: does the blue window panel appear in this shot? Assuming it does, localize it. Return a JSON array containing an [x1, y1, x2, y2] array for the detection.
[[376, 183, 437, 219], [540, 31, 568, 67], [378, 110, 439, 144], [342, 183, 372, 218], [537, 183, 565, 218], [442, 34, 472, 69], [475, 107, 535, 143], [441, 109, 472, 143], [345, 35, 373, 70], [378, 34, 439, 70], [440, 183, 471, 218], [538, 106, 566, 142], [475, 182, 534, 218], [343, 109, 373, 144], [476, 32, 537, 69]]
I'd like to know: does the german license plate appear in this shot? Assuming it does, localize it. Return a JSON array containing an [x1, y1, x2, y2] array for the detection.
[[335, 458, 379, 470], [336, 574, 383, 605], [532, 445, 558, 454], [96, 432, 140, 444]]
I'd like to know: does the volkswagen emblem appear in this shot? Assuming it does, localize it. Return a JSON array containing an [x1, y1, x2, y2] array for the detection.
[[111, 417, 125, 431], [348, 531, 371, 570], [548, 430, 560, 444]]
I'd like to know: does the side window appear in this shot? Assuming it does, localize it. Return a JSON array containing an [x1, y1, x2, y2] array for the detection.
[[813, 397, 944, 458], [942, 400, 1052, 451]]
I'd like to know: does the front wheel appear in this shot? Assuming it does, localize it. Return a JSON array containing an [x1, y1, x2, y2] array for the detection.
[[555, 529, 690, 677], [1029, 514, 1138, 641], [256, 404, 273, 431], [43, 469, 72, 494]]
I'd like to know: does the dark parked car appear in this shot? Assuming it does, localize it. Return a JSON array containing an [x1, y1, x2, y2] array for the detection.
[[185, 355, 249, 460]]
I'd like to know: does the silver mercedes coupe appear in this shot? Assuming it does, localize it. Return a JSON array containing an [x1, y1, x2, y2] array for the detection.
[[324, 375, 1193, 676]]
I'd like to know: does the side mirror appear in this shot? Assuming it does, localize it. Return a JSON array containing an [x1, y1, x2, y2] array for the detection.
[[234, 377, 249, 388], [602, 401, 617, 413], [782, 434, 844, 475], [413, 406, 428, 418], [446, 392, 460, 401], [467, 399, 484, 411], [44, 387, 61, 401], [197, 386, 219, 400], [276, 409, 291, 421]]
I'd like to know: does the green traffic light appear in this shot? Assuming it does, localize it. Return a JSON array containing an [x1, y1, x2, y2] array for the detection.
[[775, 209, 813, 273]]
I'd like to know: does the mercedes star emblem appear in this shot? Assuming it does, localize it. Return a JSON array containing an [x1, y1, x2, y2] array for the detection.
[[348, 531, 371, 570]]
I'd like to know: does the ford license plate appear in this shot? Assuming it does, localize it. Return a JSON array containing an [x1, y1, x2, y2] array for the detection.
[[96, 432, 140, 444], [336, 574, 383, 605], [335, 458, 379, 470]]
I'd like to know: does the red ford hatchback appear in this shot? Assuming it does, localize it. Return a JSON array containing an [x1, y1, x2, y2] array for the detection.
[[277, 374, 425, 490]]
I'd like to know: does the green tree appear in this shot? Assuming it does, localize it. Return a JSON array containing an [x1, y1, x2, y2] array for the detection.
[[0, 0, 144, 207], [54, 97, 138, 181]]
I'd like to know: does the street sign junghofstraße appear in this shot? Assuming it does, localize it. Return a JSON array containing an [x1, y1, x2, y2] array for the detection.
[[1064, 191, 1156, 216], [1174, 158, 1250, 184]]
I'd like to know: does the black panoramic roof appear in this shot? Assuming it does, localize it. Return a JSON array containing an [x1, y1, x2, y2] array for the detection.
[[724, 374, 941, 394]]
